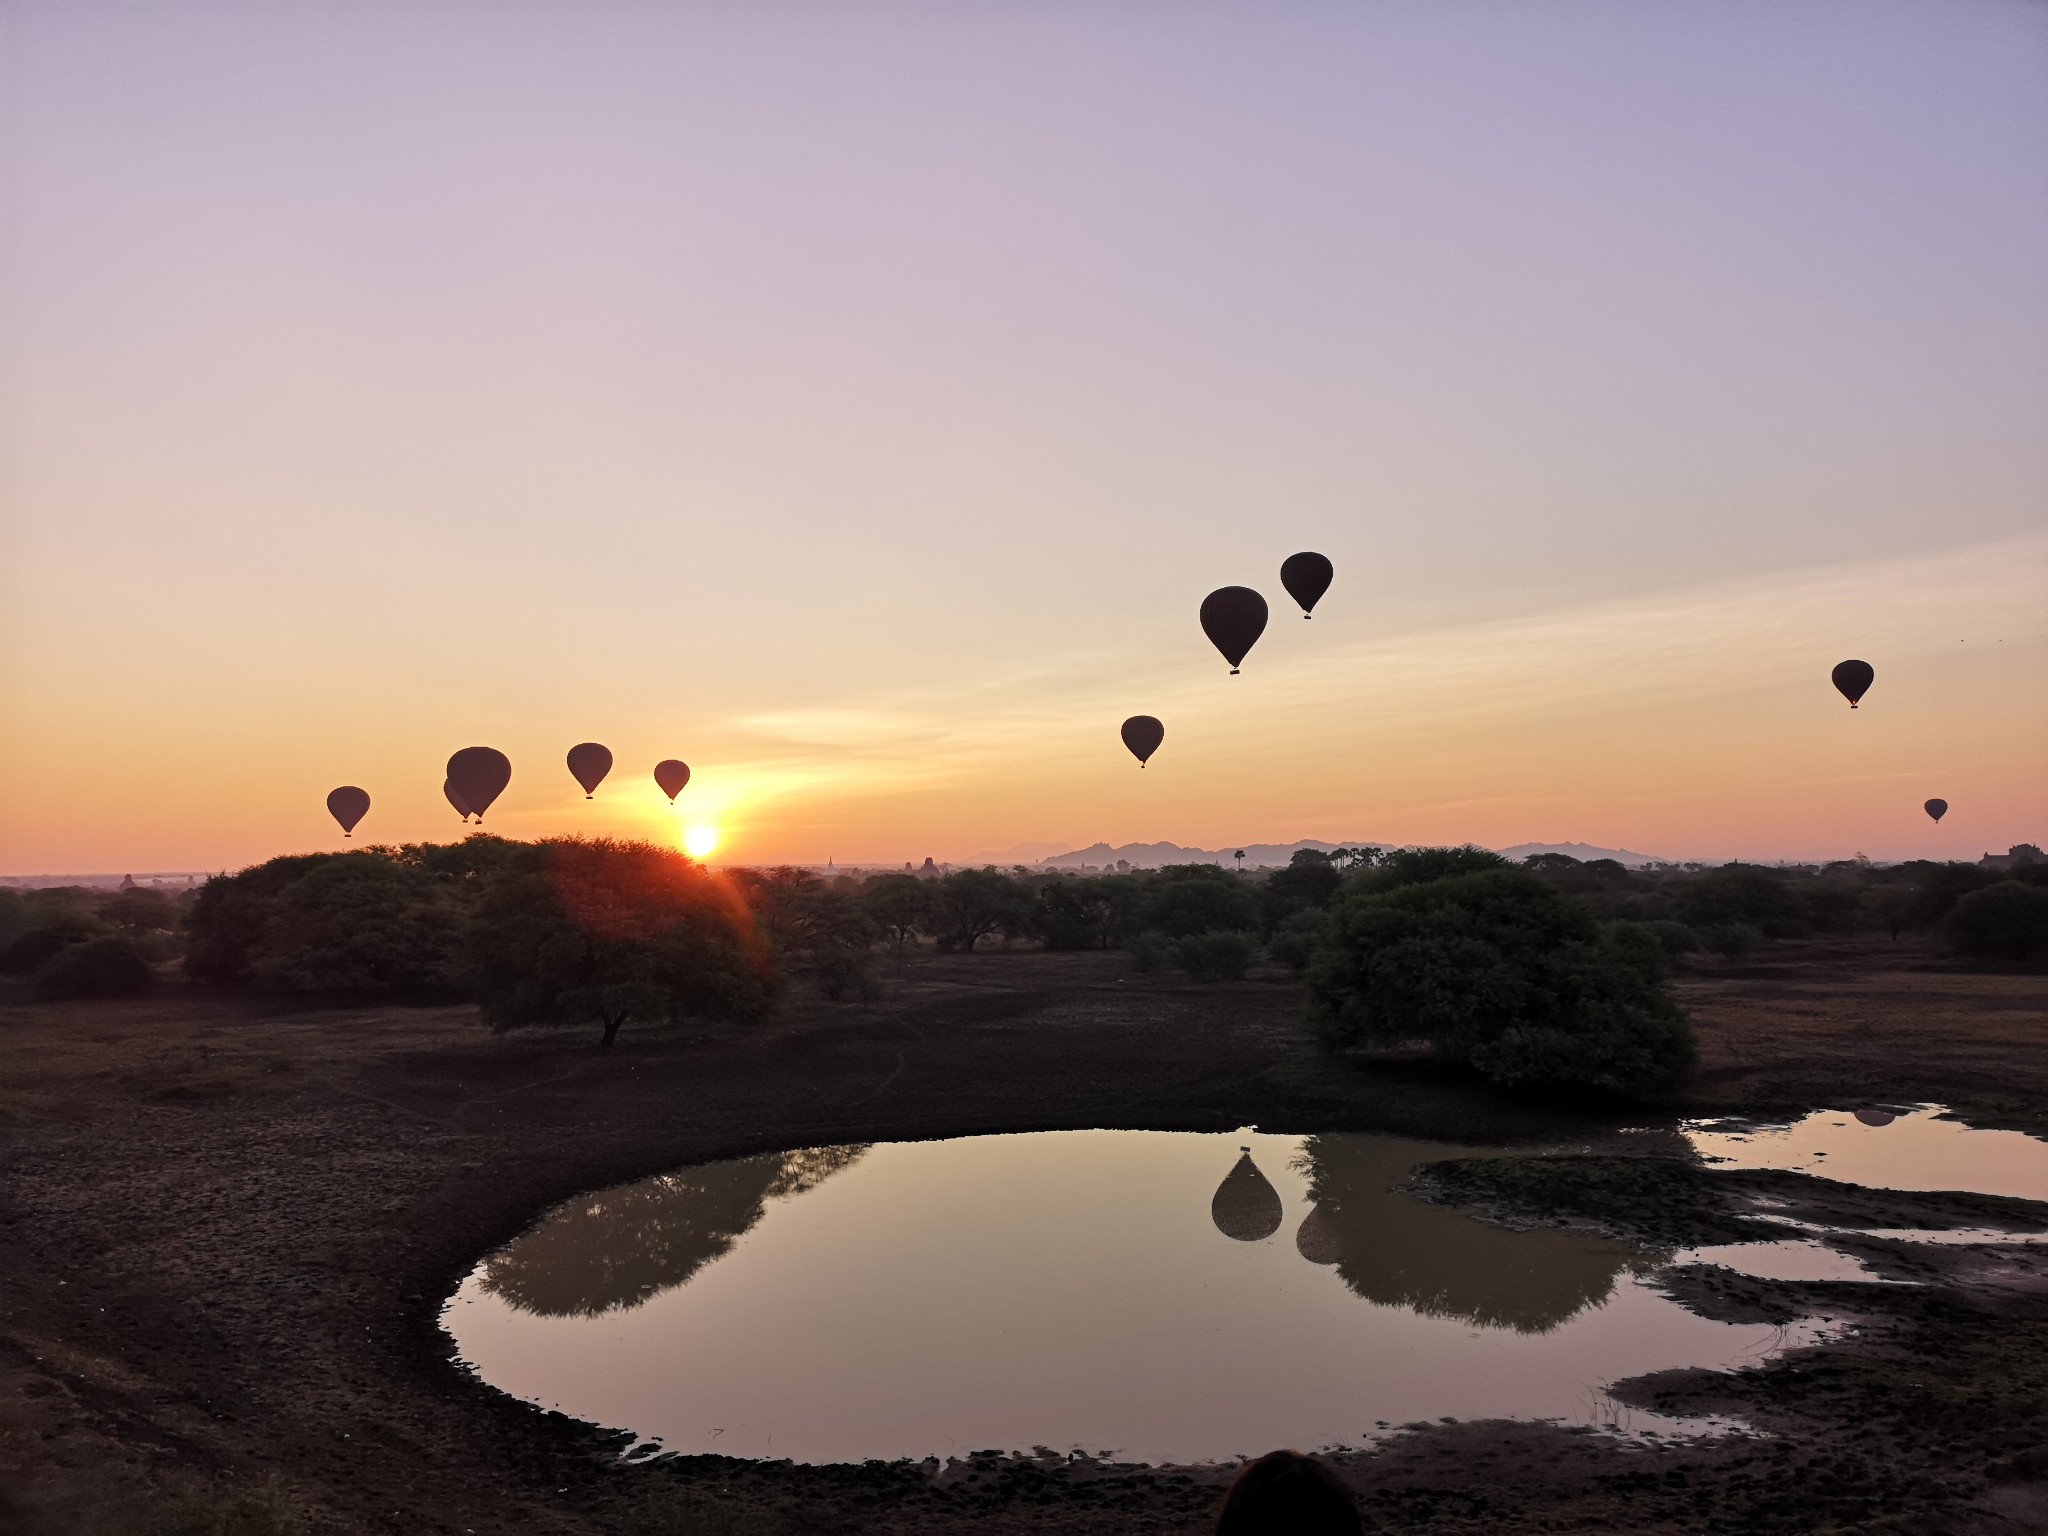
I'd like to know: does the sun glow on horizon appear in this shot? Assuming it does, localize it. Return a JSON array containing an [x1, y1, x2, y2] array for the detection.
[[684, 826, 721, 860]]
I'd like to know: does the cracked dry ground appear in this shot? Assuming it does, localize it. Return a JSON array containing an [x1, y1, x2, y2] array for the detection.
[[3, 941, 2045, 1534]]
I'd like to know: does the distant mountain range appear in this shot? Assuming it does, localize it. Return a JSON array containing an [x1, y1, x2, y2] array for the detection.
[[1032, 838, 1663, 870]]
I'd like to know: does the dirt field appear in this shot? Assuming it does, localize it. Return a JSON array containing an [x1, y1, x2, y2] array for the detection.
[[3, 941, 2045, 1534]]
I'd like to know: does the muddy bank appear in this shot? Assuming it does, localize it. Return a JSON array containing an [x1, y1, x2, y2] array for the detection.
[[2, 943, 2045, 1533]]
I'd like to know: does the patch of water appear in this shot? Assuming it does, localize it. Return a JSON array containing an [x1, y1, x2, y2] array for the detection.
[[1673, 1242, 1884, 1284], [1682, 1105, 2048, 1203], [444, 1130, 1838, 1466]]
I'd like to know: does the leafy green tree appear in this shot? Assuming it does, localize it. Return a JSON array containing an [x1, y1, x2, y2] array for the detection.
[[1146, 865, 1261, 939], [1306, 862, 1695, 1098], [246, 854, 466, 995], [861, 873, 932, 969], [470, 839, 778, 1047], [1907, 863, 1998, 929], [1266, 850, 1343, 912], [1670, 864, 1810, 939], [100, 888, 175, 935], [929, 868, 1035, 952], [184, 854, 337, 984], [1939, 881, 2048, 961]]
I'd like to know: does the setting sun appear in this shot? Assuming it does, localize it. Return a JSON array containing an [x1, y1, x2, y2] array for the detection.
[[683, 826, 721, 860]]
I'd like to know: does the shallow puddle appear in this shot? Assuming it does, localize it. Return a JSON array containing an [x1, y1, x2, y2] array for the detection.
[[1683, 1105, 2048, 1203], [445, 1130, 1836, 1465]]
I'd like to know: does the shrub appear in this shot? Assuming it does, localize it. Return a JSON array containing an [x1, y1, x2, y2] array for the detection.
[[1267, 907, 1330, 972], [31, 937, 153, 1000], [1939, 881, 2048, 961], [1176, 930, 1255, 982], [1639, 919, 1700, 960], [1306, 862, 1694, 1098], [1, 919, 103, 976], [1698, 922, 1763, 962], [1127, 929, 1176, 973], [470, 839, 778, 1046]]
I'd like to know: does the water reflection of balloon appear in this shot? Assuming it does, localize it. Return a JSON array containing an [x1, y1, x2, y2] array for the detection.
[[567, 743, 613, 799], [1279, 552, 1333, 618], [1120, 715, 1165, 767], [1294, 1205, 1341, 1265], [444, 779, 474, 822], [1854, 1108, 1896, 1127], [1211, 1148, 1284, 1242], [1200, 587, 1269, 674], [325, 786, 370, 838], [446, 747, 512, 821], [654, 760, 691, 802], [1924, 799, 1948, 824], [1831, 660, 1874, 709]]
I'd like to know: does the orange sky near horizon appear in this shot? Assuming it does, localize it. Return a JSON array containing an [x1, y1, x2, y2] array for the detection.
[[2, 3, 2044, 876]]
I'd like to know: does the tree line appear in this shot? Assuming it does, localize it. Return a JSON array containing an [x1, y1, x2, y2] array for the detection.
[[4, 840, 2043, 1096]]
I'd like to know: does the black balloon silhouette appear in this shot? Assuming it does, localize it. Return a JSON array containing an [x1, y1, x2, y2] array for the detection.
[[446, 747, 511, 821], [567, 742, 613, 799], [1200, 587, 1269, 673], [1120, 715, 1165, 767], [1831, 659, 1874, 708], [1924, 798, 1948, 823], [654, 759, 691, 802], [444, 779, 473, 821], [326, 786, 370, 837], [1211, 1148, 1284, 1242], [1855, 1108, 1896, 1127], [1280, 552, 1334, 618]]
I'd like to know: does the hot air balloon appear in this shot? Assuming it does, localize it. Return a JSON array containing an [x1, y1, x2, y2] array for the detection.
[[1120, 715, 1165, 767], [1854, 1108, 1896, 1128], [1200, 587, 1268, 674], [654, 759, 691, 802], [567, 742, 613, 799], [444, 779, 473, 822], [446, 747, 511, 821], [326, 786, 370, 838], [1280, 552, 1333, 618], [1831, 660, 1874, 709], [1924, 798, 1948, 823], [1211, 1148, 1284, 1242]]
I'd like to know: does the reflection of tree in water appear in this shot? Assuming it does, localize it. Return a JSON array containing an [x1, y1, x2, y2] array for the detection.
[[480, 1145, 867, 1317], [1290, 1136, 1659, 1334]]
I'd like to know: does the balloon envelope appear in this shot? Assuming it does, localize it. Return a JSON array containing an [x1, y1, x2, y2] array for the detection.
[[326, 785, 370, 837], [446, 747, 511, 820], [443, 779, 473, 820], [1831, 659, 1874, 708], [1280, 551, 1334, 617], [1120, 715, 1165, 766], [567, 742, 613, 798], [1855, 1108, 1896, 1127], [654, 759, 691, 802], [1211, 1149, 1284, 1242], [1924, 798, 1948, 823], [1200, 586, 1269, 672]]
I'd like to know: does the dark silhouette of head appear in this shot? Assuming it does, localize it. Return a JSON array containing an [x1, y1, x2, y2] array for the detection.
[[1216, 1450, 1363, 1535]]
